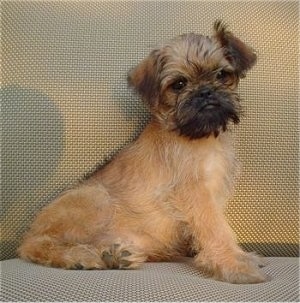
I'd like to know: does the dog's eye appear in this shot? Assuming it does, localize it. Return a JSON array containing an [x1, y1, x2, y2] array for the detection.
[[171, 78, 187, 91], [216, 70, 232, 82]]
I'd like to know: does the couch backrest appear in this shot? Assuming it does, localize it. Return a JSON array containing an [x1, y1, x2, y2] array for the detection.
[[1, 1, 299, 260]]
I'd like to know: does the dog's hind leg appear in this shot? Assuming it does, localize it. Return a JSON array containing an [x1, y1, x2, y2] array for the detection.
[[18, 233, 147, 270], [18, 235, 107, 269], [18, 235, 103, 269]]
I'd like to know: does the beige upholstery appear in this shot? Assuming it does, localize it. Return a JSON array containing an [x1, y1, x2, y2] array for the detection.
[[1, 258, 299, 301], [1, 1, 299, 301]]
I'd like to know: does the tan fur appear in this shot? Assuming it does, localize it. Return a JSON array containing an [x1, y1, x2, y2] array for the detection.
[[18, 22, 268, 284]]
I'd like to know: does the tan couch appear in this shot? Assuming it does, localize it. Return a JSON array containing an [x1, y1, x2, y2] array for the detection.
[[1, 1, 299, 301]]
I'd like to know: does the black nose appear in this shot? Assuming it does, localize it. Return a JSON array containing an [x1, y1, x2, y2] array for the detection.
[[198, 87, 213, 98]]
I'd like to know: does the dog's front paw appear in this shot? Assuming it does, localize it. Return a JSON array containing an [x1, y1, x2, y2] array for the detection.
[[215, 258, 269, 284], [196, 251, 270, 284]]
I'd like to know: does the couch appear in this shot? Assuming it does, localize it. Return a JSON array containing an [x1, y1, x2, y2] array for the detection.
[[1, 1, 299, 301]]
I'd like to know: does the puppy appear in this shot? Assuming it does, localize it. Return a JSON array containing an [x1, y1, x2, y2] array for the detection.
[[18, 21, 268, 284]]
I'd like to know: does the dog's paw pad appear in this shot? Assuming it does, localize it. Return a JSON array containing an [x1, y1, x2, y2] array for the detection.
[[119, 250, 134, 269], [102, 251, 113, 259], [101, 250, 115, 268], [119, 259, 132, 269], [121, 250, 131, 258], [71, 264, 84, 270]]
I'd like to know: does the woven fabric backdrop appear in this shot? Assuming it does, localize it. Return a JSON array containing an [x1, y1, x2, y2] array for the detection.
[[1, 0, 299, 260]]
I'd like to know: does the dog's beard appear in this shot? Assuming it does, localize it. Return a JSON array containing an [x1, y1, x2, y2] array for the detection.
[[175, 90, 241, 139]]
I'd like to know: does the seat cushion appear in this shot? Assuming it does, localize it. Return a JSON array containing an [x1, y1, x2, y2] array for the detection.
[[1, 257, 299, 301]]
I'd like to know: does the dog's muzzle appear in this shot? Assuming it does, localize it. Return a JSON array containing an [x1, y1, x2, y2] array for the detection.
[[192, 87, 222, 111], [175, 87, 241, 139]]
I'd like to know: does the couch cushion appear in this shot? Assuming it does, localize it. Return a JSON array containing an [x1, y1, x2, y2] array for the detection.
[[1, 258, 299, 301]]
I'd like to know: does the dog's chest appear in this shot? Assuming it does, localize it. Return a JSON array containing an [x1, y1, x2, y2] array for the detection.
[[165, 135, 235, 182]]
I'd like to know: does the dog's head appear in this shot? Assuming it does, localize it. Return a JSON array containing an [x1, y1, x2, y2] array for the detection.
[[128, 21, 257, 139]]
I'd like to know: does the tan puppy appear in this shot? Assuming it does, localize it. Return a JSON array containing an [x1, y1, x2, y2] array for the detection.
[[18, 21, 268, 284]]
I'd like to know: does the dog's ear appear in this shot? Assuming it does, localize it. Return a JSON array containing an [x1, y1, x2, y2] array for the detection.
[[214, 20, 257, 77], [128, 50, 160, 107]]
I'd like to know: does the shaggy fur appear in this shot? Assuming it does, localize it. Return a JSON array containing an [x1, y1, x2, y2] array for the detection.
[[18, 21, 268, 284]]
